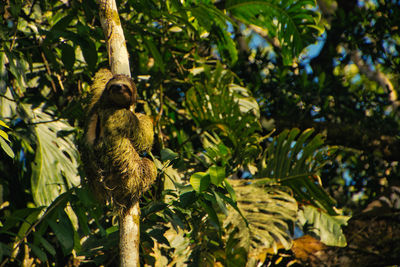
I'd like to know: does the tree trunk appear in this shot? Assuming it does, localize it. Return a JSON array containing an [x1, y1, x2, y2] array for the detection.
[[98, 0, 131, 76], [119, 204, 141, 267], [97, 1, 140, 266]]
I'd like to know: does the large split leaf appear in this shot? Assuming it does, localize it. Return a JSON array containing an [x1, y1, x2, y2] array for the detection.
[[186, 65, 261, 165], [224, 180, 298, 252], [189, 4, 238, 64], [226, 0, 323, 64], [30, 106, 80, 206], [258, 128, 337, 214]]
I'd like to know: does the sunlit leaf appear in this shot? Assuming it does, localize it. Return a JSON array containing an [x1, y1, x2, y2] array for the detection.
[[298, 205, 349, 247], [30, 106, 80, 206], [0, 135, 14, 158], [225, 181, 298, 252], [208, 165, 225, 186], [190, 172, 211, 192], [161, 148, 179, 162]]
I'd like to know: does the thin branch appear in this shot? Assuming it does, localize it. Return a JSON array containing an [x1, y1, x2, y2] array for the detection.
[[349, 48, 398, 110], [40, 50, 57, 92], [0, 94, 17, 102], [156, 84, 165, 148], [249, 24, 281, 51], [0, 193, 69, 267]]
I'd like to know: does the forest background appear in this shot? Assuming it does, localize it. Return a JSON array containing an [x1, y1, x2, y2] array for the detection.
[[0, 0, 399, 266]]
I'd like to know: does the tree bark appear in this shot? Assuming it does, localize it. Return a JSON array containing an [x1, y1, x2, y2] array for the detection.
[[98, 0, 131, 76], [119, 204, 141, 267], [97, 1, 140, 266]]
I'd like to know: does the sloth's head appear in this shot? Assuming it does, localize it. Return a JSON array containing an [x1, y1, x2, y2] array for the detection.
[[106, 75, 137, 109]]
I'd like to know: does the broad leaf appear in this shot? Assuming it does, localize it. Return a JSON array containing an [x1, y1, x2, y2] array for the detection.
[[186, 65, 261, 165], [46, 208, 75, 255], [209, 165, 225, 186], [224, 180, 298, 252], [226, 0, 323, 64], [30, 106, 80, 206], [258, 128, 337, 214], [190, 172, 211, 193], [298, 205, 349, 247]]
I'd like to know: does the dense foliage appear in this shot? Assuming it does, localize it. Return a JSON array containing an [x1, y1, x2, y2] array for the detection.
[[1, 0, 399, 266]]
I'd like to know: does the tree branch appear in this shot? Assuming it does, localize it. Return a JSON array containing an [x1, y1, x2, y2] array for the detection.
[[349, 48, 398, 110], [97, 1, 140, 266]]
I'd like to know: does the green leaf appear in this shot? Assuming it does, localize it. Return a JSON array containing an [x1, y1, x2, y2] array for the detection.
[[143, 37, 165, 73], [199, 199, 221, 232], [226, 0, 323, 65], [186, 65, 261, 164], [51, 14, 74, 31], [5, 50, 28, 91], [30, 106, 80, 206], [60, 43, 75, 71], [259, 128, 337, 214], [46, 209, 74, 255], [213, 25, 238, 64], [224, 181, 298, 251], [223, 179, 236, 201], [0, 128, 9, 141], [190, 172, 211, 193], [298, 205, 349, 247], [33, 232, 56, 256], [27, 242, 48, 262], [17, 209, 42, 239], [78, 38, 97, 69], [179, 190, 197, 207], [2, 208, 43, 232], [0, 120, 10, 129], [0, 135, 14, 158], [161, 148, 179, 162], [73, 205, 90, 236], [208, 165, 225, 186]]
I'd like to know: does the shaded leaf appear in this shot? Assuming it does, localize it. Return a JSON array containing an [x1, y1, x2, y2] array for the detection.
[[258, 128, 337, 214], [33, 232, 56, 256], [60, 43, 75, 71], [226, 0, 323, 64], [46, 208, 74, 255], [27, 242, 48, 262], [161, 148, 179, 162]]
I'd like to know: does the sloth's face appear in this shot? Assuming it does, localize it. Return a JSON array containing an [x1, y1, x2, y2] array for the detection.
[[109, 83, 133, 108]]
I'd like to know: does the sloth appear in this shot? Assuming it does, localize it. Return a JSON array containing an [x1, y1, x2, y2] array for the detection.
[[82, 69, 156, 208]]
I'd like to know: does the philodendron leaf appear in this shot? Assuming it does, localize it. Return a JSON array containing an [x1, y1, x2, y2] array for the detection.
[[30, 106, 80, 206], [298, 205, 349, 247], [225, 181, 298, 252]]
